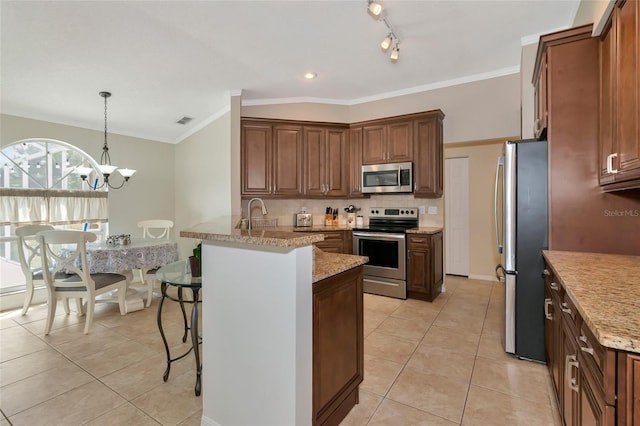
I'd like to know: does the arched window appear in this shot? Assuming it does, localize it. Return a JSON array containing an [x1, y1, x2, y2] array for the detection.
[[0, 139, 108, 295], [0, 139, 108, 225]]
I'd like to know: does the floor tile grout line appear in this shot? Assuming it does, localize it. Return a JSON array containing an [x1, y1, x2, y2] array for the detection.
[[363, 281, 479, 425], [8, 318, 140, 423], [5, 305, 197, 425], [458, 283, 494, 425]]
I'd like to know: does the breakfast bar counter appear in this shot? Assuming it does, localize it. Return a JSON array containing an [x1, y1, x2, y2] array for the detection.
[[181, 217, 367, 426]]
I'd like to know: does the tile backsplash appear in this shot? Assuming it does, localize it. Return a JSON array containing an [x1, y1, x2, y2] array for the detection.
[[242, 195, 444, 228]]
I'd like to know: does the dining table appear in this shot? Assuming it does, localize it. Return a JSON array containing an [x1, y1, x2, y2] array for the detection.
[[60, 237, 179, 274], [58, 237, 179, 311]]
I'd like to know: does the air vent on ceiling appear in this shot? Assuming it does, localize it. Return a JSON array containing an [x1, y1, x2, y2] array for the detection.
[[176, 116, 193, 125]]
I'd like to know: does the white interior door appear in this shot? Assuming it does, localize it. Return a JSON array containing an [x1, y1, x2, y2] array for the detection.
[[445, 157, 469, 276]]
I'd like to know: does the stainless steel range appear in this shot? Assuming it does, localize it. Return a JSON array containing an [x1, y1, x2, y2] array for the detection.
[[352, 207, 419, 299]]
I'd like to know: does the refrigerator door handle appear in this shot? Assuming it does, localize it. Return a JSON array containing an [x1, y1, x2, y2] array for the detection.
[[494, 156, 504, 254]]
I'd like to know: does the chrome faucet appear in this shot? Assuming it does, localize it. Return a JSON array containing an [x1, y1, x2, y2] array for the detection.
[[247, 198, 268, 231]]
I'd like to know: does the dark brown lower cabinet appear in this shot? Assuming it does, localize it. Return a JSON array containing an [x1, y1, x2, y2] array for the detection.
[[313, 266, 364, 426], [308, 230, 352, 254], [544, 271, 563, 412], [618, 352, 640, 425], [544, 259, 635, 426], [407, 232, 443, 302]]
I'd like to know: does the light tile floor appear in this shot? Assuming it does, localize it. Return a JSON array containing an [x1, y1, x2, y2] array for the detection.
[[0, 276, 562, 425]]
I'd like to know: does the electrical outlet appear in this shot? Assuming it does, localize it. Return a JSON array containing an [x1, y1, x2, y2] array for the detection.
[[419, 206, 426, 214], [301, 206, 307, 213], [428, 206, 438, 215]]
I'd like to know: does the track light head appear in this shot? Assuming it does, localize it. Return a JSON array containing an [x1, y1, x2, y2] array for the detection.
[[390, 44, 400, 62], [368, 1, 383, 17], [381, 33, 393, 50]]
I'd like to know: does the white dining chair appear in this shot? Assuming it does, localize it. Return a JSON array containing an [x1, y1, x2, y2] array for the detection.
[[15, 224, 55, 315], [133, 219, 174, 307], [138, 219, 173, 240], [37, 230, 127, 334]]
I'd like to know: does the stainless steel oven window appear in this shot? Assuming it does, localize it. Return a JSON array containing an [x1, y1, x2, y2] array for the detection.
[[353, 232, 406, 281]]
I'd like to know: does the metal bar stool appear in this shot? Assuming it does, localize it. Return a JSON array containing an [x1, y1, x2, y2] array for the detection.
[[155, 259, 202, 396]]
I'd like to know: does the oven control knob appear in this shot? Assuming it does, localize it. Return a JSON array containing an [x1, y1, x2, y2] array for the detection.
[[410, 210, 415, 214], [400, 210, 405, 214]]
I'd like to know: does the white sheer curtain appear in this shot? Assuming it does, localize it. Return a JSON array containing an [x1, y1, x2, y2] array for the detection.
[[0, 188, 108, 225]]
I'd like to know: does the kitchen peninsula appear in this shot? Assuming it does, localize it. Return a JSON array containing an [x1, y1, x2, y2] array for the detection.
[[181, 217, 368, 426]]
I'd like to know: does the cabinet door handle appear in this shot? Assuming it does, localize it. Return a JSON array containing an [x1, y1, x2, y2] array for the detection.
[[544, 298, 553, 320], [543, 269, 550, 276], [578, 334, 595, 356], [550, 282, 559, 291], [565, 354, 579, 393], [607, 153, 619, 174], [561, 302, 572, 315]]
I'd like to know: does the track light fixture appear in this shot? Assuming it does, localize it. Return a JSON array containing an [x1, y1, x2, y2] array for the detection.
[[390, 44, 400, 62], [367, 1, 401, 63], [368, 1, 383, 17], [381, 33, 393, 50]]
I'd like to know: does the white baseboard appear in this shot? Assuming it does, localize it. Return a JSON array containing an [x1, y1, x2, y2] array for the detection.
[[200, 415, 219, 426], [468, 274, 499, 282]]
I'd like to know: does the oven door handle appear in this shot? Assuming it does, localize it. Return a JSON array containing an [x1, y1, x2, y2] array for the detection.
[[353, 232, 406, 240]]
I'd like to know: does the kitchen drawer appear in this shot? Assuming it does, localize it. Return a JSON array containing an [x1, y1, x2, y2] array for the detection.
[[321, 231, 343, 241], [407, 235, 429, 249], [560, 291, 578, 328], [577, 319, 617, 406]]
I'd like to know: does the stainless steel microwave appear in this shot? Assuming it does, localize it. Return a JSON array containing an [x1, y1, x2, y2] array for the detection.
[[361, 161, 413, 194]]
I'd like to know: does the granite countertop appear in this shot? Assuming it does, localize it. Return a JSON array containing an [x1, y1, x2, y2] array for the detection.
[[543, 250, 640, 353], [181, 217, 323, 248], [292, 225, 354, 232], [294, 225, 444, 234], [406, 227, 443, 234], [313, 247, 368, 283]]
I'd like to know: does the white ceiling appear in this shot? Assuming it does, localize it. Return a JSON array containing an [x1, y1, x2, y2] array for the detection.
[[1, 0, 579, 144]]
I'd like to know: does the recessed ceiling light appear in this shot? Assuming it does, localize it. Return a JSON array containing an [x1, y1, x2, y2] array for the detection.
[[304, 72, 317, 80]]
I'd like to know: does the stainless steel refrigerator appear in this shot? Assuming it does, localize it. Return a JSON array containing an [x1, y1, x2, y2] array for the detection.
[[494, 139, 548, 362]]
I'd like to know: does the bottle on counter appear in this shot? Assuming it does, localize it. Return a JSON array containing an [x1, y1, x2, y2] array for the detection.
[[192, 242, 202, 277]]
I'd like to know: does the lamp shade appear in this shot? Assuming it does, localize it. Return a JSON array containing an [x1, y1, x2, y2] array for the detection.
[[75, 166, 94, 177], [97, 164, 118, 175], [117, 168, 136, 178]]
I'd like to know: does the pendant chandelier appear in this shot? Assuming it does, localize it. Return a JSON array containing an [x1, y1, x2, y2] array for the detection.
[[75, 91, 136, 190]]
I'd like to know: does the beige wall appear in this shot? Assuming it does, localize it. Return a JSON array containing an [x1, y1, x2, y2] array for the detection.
[[243, 73, 522, 144], [574, 0, 615, 34], [0, 114, 175, 237], [241, 102, 350, 124], [230, 95, 242, 216], [444, 138, 514, 280], [174, 110, 233, 257]]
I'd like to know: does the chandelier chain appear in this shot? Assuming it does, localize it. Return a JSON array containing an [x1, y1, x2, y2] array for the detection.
[[100, 91, 111, 165]]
